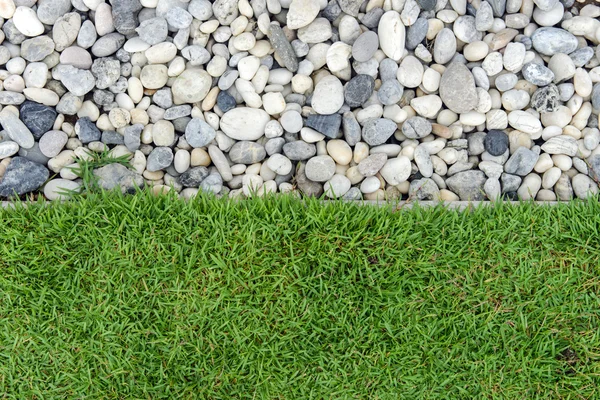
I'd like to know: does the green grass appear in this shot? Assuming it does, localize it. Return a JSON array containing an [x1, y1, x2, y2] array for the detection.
[[1, 193, 599, 399]]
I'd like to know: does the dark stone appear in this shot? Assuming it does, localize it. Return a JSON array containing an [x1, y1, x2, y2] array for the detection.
[[19, 101, 57, 139], [283, 141, 317, 161], [267, 23, 298, 73], [217, 91, 236, 112], [101, 130, 125, 145], [75, 117, 101, 144], [0, 157, 49, 198], [416, 0, 436, 11], [531, 84, 561, 113], [406, 17, 428, 50], [305, 113, 342, 139], [178, 166, 209, 187], [484, 130, 509, 156], [344, 74, 375, 107]]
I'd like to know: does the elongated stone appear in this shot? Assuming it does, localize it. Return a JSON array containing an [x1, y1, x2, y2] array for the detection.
[[267, 24, 298, 73], [0, 109, 34, 149]]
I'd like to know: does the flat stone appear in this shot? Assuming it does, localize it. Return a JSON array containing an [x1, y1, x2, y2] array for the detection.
[[504, 147, 539, 176], [522, 62, 554, 86], [0, 109, 34, 149], [541, 135, 578, 156], [101, 131, 125, 145], [283, 141, 316, 160], [91, 33, 126, 57], [344, 75, 375, 108], [53, 12, 81, 52], [19, 101, 57, 139], [446, 170, 487, 200], [305, 155, 336, 182], [20, 36, 55, 62], [39, 130, 68, 158], [0, 157, 49, 197], [439, 62, 478, 113], [352, 31, 379, 62], [488, 0, 507, 17], [358, 153, 388, 177], [532, 28, 578, 56], [305, 113, 342, 139], [229, 141, 267, 164], [220, 108, 270, 141], [0, 141, 19, 159], [362, 118, 397, 146], [433, 28, 457, 65], [406, 17, 428, 50]]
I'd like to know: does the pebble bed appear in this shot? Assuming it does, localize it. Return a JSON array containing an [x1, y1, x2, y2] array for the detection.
[[0, 0, 599, 201]]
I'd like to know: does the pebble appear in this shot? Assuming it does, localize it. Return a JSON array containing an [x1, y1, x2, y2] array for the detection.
[[439, 63, 478, 114], [378, 11, 405, 62], [0, 156, 49, 197], [305, 155, 336, 182], [306, 114, 342, 139], [531, 28, 578, 56], [344, 74, 375, 107], [446, 171, 487, 200], [312, 75, 345, 115], [220, 108, 270, 141], [94, 163, 144, 194], [362, 118, 397, 146]]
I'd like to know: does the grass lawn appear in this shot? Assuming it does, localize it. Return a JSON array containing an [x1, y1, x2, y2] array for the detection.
[[1, 194, 599, 398]]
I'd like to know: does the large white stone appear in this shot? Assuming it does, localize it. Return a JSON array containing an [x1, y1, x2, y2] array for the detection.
[[13, 6, 44, 37], [378, 11, 405, 61], [312, 75, 344, 115], [220, 108, 271, 140]]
